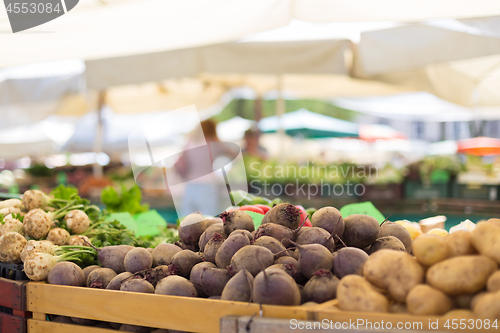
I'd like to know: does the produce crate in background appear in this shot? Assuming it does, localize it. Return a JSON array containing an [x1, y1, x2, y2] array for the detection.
[[361, 184, 403, 201], [451, 183, 499, 201], [0, 277, 31, 333], [27, 283, 315, 333], [404, 181, 450, 199]]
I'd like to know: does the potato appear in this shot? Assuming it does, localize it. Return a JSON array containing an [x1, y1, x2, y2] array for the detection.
[[406, 284, 453, 316], [473, 291, 500, 319], [426, 255, 498, 295], [443, 310, 475, 319], [471, 292, 488, 311], [445, 230, 477, 257], [472, 221, 500, 264], [337, 275, 389, 313], [363, 249, 424, 303], [389, 302, 408, 314], [412, 234, 449, 266], [487, 271, 500, 292]]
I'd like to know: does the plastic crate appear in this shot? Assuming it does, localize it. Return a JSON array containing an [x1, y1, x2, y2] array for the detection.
[[0, 262, 28, 281], [404, 181, 450, 199]]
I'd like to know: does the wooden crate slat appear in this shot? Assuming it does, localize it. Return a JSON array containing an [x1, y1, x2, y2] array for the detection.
[[314, 301, 491, 333], [0, 312, 27, 333], [28, 320, 115, 333], [27, 283, 314, 333], [0, 278, 28, 310]]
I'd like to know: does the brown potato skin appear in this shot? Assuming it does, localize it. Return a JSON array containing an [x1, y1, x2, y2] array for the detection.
[[426, 255, 498, 295], [472, 220, 500, 264], [445, 230, 477, 257], [337, 275, 389, 313], [412, 234, 449, 267], [406, 284, 453, 316], [487, 271, 500, 292], [363, 249, 424, 303], [473, 291, 500, 319]]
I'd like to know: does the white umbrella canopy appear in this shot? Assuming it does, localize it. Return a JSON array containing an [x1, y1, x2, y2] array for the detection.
[[217, 116, 255, 142], [2, 0, 500, 68], [354, 18, 500, 107]]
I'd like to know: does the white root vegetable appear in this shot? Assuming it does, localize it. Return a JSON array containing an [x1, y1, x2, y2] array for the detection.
[[0, 206, 21, 216], [0, 199, 22, 210], [24, 248, 96, 281], [64, 210, 90, 234], [68, 235, 91, 246], [22, 209, 52, 239], [21, 240, 55, 262], [24, 253, 58, 281], [0, 232, 27, 264], [46, 228, 71, 246], [1, 219, 23, 236], [22, 190, 49, 211]]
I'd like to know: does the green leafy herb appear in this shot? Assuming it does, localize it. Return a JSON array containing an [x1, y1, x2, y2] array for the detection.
[[50, 184, 79, 201], [101, 185, 149, 215]]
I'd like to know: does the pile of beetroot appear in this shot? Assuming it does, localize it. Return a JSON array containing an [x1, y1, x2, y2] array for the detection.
[[46, 202, 412, 330]]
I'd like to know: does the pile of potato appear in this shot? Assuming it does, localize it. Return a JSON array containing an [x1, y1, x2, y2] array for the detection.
[[338, 218, 500, 319]]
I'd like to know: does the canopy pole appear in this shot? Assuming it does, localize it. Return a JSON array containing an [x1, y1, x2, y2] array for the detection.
[[276, 75, 285, 162], [93, 91, 105, 178]]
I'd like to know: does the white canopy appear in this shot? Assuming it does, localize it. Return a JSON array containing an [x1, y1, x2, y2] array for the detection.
[[333, 92, 500, 122], [354, 18, 500, 106], [2, 0, 500, 68]]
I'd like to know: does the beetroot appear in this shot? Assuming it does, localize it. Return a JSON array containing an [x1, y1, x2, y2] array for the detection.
[[294, 243, 333, 279], [253, 223, 294, 244], [253, 236, 290, 258], [204, 233, 224, 264], [220, 211, 254, 235], [368, 236, 406, 254], [265, 203, 301, 230], [170, 250, 202, 277], [87, 268, 117, 289], [311, 207, 344, 238], [229, 229, 253, 242], [124, 248, 153, 274], [252, 267, 301, 305], [296, 227, 335, 252], [228, 245, 274, 276], [48, 262, 85, 286], [155, 275, 197, 297], [221, 269, 254, 302], [302, 269, 339, 303], [190, 262, 217, 297], [200, 267, 231, 297], [92, 245, 133, 274], [106, 272, 133, 290], [215, 233, 250, 269], [178, 212, 207, 250], [120, 279, 155, 293], [151, 243, 182, 267], [199, 224, 226, 251], [342, 214, 379, 249], [378, 221, 412, 253], [268, 263, 305, 284], [332, 247, 369, 279], [82, 265, 100, 281]]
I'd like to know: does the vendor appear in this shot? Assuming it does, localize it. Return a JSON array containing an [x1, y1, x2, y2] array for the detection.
[[242, 128, 269, 160]]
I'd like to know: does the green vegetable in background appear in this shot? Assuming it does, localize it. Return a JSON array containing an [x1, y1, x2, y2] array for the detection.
[[101, 185, 149, 215]]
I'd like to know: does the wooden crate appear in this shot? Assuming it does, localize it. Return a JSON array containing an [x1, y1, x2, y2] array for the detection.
[[27, 282, 316, 333], [0, 277, 31, 333], [314, 300, 494, 333]]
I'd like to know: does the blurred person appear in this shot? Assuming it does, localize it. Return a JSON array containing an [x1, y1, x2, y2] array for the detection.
[[242, 128, 269, 160], [176, 119, 233, 217]]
